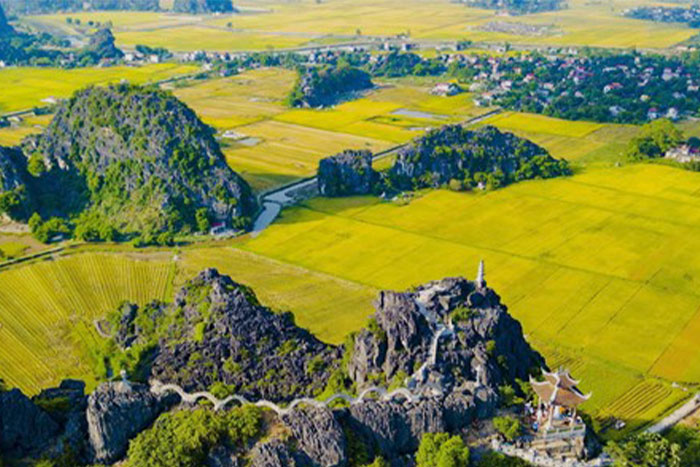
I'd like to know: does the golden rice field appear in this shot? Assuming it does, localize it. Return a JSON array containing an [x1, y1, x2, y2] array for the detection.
[[237, 162, 700, 434], [482, 111, 640, 166], [24, 0, 692, 51], [0, 63, 199, 114], [0, 253, 175, 394], [174, 69, 491, 191]]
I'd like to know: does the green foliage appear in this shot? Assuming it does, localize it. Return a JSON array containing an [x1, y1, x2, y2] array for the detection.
[[287, 64, 373, 108], [126, 406, 262, 467], [34, 395, 71, 413], [606, 432, 680, 467], [626, 119, 684, 161], [665, 425, 700, 466], [499, 384, 523, 407], [493, 416, 522, 442], [416, 432, 470, 467], [195, 207, 211, 233], [450, 306, 474, 323], [476, 451, 531, 466], [27, 153, 46, 176], [29, 214, 71, 243], [367, 317, 386, 342]]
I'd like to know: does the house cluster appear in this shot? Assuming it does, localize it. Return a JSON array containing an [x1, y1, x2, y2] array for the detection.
[[665, 144, 700, 163], [445, 52, 700, 122], [624, 5, 700, 26]]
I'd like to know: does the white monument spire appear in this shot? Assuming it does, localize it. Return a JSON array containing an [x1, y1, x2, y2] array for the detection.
[[476, 259, 485, 289]]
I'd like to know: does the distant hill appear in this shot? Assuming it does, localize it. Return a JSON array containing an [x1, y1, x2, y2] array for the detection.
[[0, 84, 257, 242], [0, 2, 14, 37], [460, 0, 564, 14], [0, 0, 159, 15], [287, 65, 373, 108], [172, 0, 234, 13]]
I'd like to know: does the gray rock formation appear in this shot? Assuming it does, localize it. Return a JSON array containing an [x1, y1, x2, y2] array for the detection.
[[118, 269, 341, 402], [389, 125, 569, 190], [318, 149, 377, 197], [87, 381, 170, 464], [0, 146, 34, 220], [250, 439, 297, 467], [0, 388, 60, 457], [282, 406, 347, 466]]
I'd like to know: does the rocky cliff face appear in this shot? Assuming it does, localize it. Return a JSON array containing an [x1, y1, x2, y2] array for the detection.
[[318, 149, 377, 197], [389, 124, 570, 190], [173, 0, 234, 13], [84, 28, 124, 60], [0, 146, 34, 220], [0, 388, 60, 457], [288, 66, 373, 108], [113, 269, 341, 401], [349, 276, 542, 393], [13, 84, 256, 235], [87, 381, 173, 464], [0, 271, 546, 466]]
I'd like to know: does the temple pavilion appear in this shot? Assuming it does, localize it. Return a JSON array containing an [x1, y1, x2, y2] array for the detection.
[[530, 369, 591, 430]]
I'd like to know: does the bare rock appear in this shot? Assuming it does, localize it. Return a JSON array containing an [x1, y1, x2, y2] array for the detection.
[[87, 381, 170, 464], [282, 406, 347, 466], [318, 150, 377, 197], [0, 388, 60, 457], [250, 439, 296, 467]]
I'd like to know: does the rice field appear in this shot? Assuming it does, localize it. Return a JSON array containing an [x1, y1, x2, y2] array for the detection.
[[482, 111, 639, 166], [0, 64, 199, 114], [0, 252, 174, 394], [173, 69, 491, 191], [238, 162, 700, 432]]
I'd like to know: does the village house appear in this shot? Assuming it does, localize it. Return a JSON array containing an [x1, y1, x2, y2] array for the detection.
[[431, 82, 462, 96], [666, 144, 700, 163]]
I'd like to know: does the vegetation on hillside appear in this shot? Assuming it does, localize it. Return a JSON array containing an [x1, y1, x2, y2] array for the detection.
[[126, 407, 262, 466], [0, 0, 159, 15], [172, 0, 234, 13], [626, 119, 684, 161], [388, 124, 571, 191], [0, 84, 256, 244], [287, 65, 373, 108], [461, 0, 564, 14]]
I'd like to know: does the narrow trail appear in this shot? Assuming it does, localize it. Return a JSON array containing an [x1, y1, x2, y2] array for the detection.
[[149, 283, 468, 414]]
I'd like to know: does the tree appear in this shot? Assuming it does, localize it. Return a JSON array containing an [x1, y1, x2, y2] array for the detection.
[[627, 119, 684, 161], [195, 208, 211, 233], [416, 433, 469, 467], [606, 432, 681, 467], [493, 416, 521, 442]]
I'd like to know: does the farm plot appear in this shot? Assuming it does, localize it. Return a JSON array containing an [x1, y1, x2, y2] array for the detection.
[[0, 64, 199, 114], [0, 252, 173, 394], [177, 247, 378, 344], [481, 111, 639, 165], [222, 120, 392, 191], [240, 163, 700, 431], [173, 68, 296, 129], [115, 27, 311, 52]]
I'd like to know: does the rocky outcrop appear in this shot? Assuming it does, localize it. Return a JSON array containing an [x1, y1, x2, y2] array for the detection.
[[87, 381, 171, 464], [173, 0, 234, 13], [282, 407, 347, 466], [389, 125, 570, 190], [0, 388, 60, 457], [84, 28, 124, 60], [318, 150, 377, 197], [348, 275, 542, 421], [250, 439, 296, 467], [14, 84, 257, 236], [0, 146, 34, 220], [113, 269, 341, 401], [288, 66, 373, 108]]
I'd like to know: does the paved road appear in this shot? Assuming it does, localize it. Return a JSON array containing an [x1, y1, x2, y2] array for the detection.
[[251, 108, 502, 235], [646, 392, 700, 434]]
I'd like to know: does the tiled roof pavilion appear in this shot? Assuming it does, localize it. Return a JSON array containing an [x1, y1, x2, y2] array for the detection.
[[530, 369, 591, 408]]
